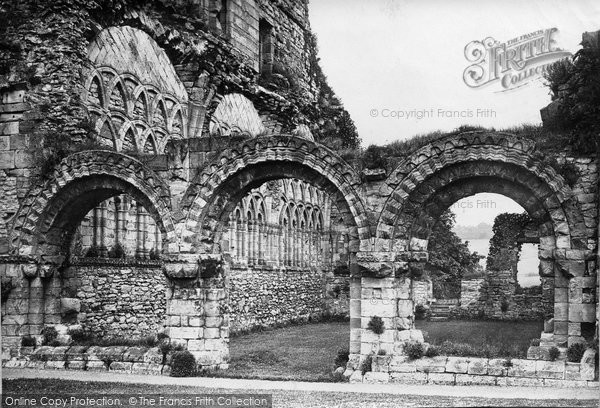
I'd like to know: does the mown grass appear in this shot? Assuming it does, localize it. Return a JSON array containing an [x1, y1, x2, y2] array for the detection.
[[220, 320, 543, 380], [223, 321, 349, 382], [416, 320, 544, 358]]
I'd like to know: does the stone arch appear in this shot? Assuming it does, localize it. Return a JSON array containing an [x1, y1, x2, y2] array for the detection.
[[373, 131, 590, 347], [377, 132, 584, 253], [178, 135, 369, 256], [9, 151, 177, 260]]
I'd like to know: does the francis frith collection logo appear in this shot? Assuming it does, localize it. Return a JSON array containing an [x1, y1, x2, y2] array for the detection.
[[463, 28, 572, 91]]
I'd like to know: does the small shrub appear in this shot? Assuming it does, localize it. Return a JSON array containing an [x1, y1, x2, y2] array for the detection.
[[200, 258, 222, 279], [530, 338, 541, 347], [171, 350, 197, 377], [405, 342, 424, 360], [549, 346, 560, 361], [85, 245, 99, 258], [377, 349, 387, 356], [502, 358, 513, 368], [107, 242, 126, 259], [21, 335, 36, 348], [68, 327, 93, 344], [414, 304, 429, 320], [567, 342, 587, 363], [360, 355, 372, 375], [41, 326, 58, 346], [362, 145, 388, 170], [334, 348, 350, 368], [149, 248, 161, 260], [424, 345, 439, 358], [367, 316, 385, 335]]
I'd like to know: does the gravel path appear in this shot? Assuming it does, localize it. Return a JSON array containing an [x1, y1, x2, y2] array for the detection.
[[3, 368, 598, 407]]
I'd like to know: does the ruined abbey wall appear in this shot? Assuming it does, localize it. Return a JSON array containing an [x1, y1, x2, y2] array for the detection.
[[0, 0, 598, 378]]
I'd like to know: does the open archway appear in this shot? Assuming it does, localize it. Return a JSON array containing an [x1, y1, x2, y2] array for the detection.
[[376, 132, 591, 348], [168, 135, 370, 367]]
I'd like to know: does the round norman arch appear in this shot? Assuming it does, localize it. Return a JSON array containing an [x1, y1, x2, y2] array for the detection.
[[9, 150, 178, 260], [178, 135, 369, 256], [377, 131, 585, 254]]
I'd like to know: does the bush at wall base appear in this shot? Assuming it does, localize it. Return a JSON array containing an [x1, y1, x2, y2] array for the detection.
[[170, 350, 197, 377]]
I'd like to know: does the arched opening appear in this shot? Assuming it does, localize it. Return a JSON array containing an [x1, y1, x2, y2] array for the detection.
[[377, 133, 591, 360], [177, 136, 368, 375], [414, 192, 551, 357], [10, 152, 175, 340]]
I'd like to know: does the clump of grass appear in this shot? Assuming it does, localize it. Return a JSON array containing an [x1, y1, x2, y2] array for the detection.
[[404, 342, 424, 360], [549, 346, 560, 361], [367, 316, 385, 335], [567, 343, 587, 363], [334, 348, 349, 368]]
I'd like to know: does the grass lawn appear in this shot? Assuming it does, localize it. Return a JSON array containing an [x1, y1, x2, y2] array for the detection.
[[416, 319, 544, 358], [225, 321, 349, 381], [222, 320, 542, 380], [3, 379, 596, 408]]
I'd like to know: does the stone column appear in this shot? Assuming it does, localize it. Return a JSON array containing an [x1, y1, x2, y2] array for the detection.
[[98, 201, 108, 257], [247, 221, 255, 265], [27, 276, 45, 337], [135, 203, 144, 259], [164, 255, 230, 371], [92, 206, 100, 249]]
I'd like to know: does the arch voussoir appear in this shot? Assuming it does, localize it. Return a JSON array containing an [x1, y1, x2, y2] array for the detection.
[[9, 150, 177, 260]]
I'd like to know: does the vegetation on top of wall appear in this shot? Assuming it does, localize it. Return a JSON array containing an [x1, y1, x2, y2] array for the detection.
[[305, 32, 361, 150], [426, 211, 484, 299], [542, 31, 600, 155]]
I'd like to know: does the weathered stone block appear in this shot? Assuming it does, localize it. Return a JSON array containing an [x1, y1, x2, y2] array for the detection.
[[580, 349, 596, 380], [204, 328, 221, 339], [168, 327, 203, 339], [66, 361, 86, 370], [31, 346, 54, 361], [168, 299, 201, 316], [508, 359, 536, 377], [564, 362, 581, 380], [109, 361, 133, 372], [502, 377, 545, 387], [349, 370, 364, 383], [86, 361, 107, 371], [535, 360, 565, 379], [187, 340, 205, 351], [389, 371, 427, 384], [131, 362, 163, 375], [415, 356, 447, 373], [45, 360, 66, 370], [445, 357, 469, 373], [363, 371, 390, 383], [122, 347, 148, 362], [143, 348, 163, 364], [455, 374, 496, 386], [362, 300, 395, 318], [467, 358, 488, 375], [568, 304, 596, 322], [427, 372, 456, 385], [487, 359, 508, 376], [389, 360, 416, 373], [397, 300, 412, 317], [48, 346, 69, 361]]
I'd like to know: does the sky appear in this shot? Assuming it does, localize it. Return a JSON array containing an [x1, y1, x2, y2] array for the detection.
[[309, 0, 600, 146]]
